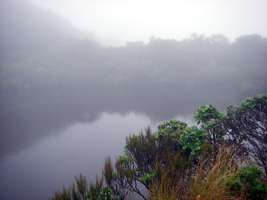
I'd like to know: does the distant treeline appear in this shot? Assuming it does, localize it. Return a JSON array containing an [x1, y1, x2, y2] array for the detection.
[[2, 33, 267, 159]]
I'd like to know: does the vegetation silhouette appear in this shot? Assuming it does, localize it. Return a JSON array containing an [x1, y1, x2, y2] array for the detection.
[[52, 94, 267, 200]]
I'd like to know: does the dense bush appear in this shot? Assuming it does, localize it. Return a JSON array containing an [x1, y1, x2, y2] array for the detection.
[[52, 94, 267, 200], [226, 166, 267, 200]]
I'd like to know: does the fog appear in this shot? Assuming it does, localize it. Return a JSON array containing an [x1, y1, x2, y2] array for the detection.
[[0, 0, 267, 199], [30, 0, 267, 46]]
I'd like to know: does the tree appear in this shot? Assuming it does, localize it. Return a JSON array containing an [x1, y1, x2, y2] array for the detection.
[[52, 94, 267, 200], [194, 104, 224, 156], [226, 166, 267, 200], [103, 122, 207, 200], [222, 94, 267, 174]]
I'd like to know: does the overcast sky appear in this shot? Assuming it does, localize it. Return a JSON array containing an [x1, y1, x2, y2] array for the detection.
[[30, 0, 267, 46]]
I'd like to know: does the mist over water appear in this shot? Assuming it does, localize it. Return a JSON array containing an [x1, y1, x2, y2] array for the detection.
[[0, 113, 152, 200], [0, 0, 267, 199]]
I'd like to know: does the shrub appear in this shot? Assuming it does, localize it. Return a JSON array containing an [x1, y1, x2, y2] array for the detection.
[[179, 126, 206, 156], [225, 166, 267, 200]]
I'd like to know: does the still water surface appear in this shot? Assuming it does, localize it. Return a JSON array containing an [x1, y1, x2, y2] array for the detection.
[[0, 113, 152, 200]]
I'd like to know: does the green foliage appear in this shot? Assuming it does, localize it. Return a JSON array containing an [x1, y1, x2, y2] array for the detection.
[[53, 94, 267, 200], [140, 171, 156, 185], [114, 120, 208, 199], [179, 126, 206, 156], [117, 154, 132, 165], [225, 176, 242, 191], [225, 166, 267, 200], [194, 104, 223, 127], [86, 187, 112, 200], [98, 187, 112, 200], [240, 94, 267, 111], [157, 120, 187, 135], [194, 104, 225, 156], [156, 120, 187, 142]]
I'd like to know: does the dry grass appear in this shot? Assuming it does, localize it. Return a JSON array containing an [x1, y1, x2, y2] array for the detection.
[[189, 147, 239, 200], [149, 147, 242, 200], [149, 172, 183, 200]]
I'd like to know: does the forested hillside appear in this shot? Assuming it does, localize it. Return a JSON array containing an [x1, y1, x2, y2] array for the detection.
[[52, 94, 267, 200]]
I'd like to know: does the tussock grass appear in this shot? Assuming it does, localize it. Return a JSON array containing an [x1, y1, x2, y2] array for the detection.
[[149, 172, 184, 200], [189, 147, 238, 200]]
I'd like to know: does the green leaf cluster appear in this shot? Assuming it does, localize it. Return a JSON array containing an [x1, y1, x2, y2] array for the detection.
[[179, 126, 206, 155], [225, 166, 267, 200]]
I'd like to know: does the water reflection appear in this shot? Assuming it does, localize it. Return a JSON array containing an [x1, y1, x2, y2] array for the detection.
[[0, 112, 152, 200]]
